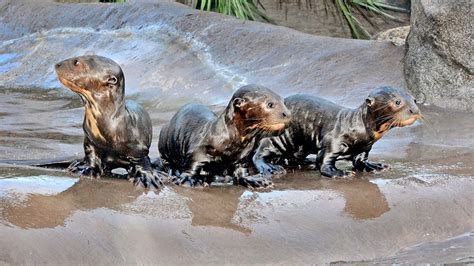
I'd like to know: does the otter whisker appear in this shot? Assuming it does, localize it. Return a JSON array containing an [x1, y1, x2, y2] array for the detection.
[[374, 114, 395, 123], [389, 119, 399, 129], [371, 104, 391, 113]]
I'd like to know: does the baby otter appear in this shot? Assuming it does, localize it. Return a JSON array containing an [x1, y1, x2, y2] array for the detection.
[[158, 84, 291, 188], [55, 55, 163, 188], [253, 86, 422, 178]]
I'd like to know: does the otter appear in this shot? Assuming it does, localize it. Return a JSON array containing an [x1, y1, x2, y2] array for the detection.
[[158, 84, 291, 188], [253, 86, 422, 178], [55, 55, 163, 188]]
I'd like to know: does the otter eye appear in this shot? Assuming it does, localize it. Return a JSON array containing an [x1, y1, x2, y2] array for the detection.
[[267, 102, 274, 109], [395, 100, 401, 106], [73, 59, 79, 66]]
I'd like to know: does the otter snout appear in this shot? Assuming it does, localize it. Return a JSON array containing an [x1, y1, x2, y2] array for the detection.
[[54, 59, 70, 77], [409, 105, 421, 116], [280, 107, 291, 123], [408, 99, 422, 119]]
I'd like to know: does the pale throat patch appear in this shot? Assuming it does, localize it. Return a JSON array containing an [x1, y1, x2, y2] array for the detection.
[[85, 106, 106, 143]]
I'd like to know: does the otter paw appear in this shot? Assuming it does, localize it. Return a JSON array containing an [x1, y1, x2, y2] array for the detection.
[[365, 161, 389, 171], [321, 165, 354, 178], [67, 160, 101, 178], [173, 174, 201, 187], [269, 164, 286, 175], [213, 175, 234, 184], [238, 175, 273, 189], [257, 163, 286, 176], [334, 170, 355, 178], [132, 169, 165, 189]]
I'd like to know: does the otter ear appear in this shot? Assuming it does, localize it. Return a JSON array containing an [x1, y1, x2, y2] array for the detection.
[[105, 75, 118, 86], [366, 97, 375, 107], [233, 98, 245, 109]]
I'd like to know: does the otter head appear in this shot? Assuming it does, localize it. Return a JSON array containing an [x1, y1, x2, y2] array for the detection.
[[228, 84, 291, 139], [55, 55, 125, 107], [365, 86, 422, 139]]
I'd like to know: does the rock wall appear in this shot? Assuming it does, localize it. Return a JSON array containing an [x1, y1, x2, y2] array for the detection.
[[0, 0, 406, 109], [405, 0, 473, 111]]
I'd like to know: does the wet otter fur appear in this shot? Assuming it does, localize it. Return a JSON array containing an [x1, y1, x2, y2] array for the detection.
[[253, 86, 422, 178], [158, 84, 291, 188], [55, 55, 163, 188]]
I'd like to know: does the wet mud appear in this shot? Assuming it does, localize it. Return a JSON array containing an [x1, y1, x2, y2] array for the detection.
[[0, 0, 473, 264]]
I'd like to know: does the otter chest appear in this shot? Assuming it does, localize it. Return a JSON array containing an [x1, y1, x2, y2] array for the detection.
[[84, 108, 107, 144], [204, 140, 254, 165]]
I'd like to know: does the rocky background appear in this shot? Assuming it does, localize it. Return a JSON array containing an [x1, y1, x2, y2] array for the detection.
[[0, 0, 407, 109], [405, 0, 473, 111]]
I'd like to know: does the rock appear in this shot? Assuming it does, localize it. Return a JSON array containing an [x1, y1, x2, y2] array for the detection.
[[404, 0, 474, 111], [0, 0, 407, 109], [373, 26, 410, 46]]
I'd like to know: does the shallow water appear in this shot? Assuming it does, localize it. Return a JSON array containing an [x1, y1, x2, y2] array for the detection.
[[0, 84, 473, 264]]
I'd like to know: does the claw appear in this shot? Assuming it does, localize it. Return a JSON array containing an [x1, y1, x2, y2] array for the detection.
[[67, 160, 101, 179], [365, 161, 389, 172], [270, 164, 286, 175], [132, 169, 166, 189], [257, 162, 286, 176], [173, 173, 200, 187], [321, 165, 354, 178], [330, 169, 354, 178]]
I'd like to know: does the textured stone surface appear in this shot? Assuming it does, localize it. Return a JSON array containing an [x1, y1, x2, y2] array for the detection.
[[373, 26, 410, 46], [405, 0, 474, 111], [0, 0, 407, 108]]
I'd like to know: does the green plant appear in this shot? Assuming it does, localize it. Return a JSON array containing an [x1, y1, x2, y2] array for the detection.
[[186, 0, 274, 23], [183, 0, 408, 39], [331, 0, 408, 39]]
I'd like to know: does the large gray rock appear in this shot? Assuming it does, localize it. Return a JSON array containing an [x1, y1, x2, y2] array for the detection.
[[405, 0, 474, 111]]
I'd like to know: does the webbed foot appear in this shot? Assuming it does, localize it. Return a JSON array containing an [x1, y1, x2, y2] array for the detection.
[[131, 168, 166, 189], [364, 161, 389, 172], [257, 162, 286, 176], [321, 164, 354, 178], [172, 173, 206, 187], [67, 160, 102, 179]]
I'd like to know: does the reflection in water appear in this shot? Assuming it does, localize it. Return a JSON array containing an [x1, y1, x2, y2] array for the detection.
[[323, 178, 390, 220], [176, 186, 251, 234], [0, 170, 390, 231], [2, 178, 142, 229], [270, 173, 390, 220]]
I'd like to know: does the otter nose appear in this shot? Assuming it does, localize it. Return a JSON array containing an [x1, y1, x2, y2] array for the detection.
[[409, 108, 419, 115], [281, 111, 291, 120]]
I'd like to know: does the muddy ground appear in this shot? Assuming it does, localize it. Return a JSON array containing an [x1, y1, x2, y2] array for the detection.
[[0, 0, 473, 264]]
